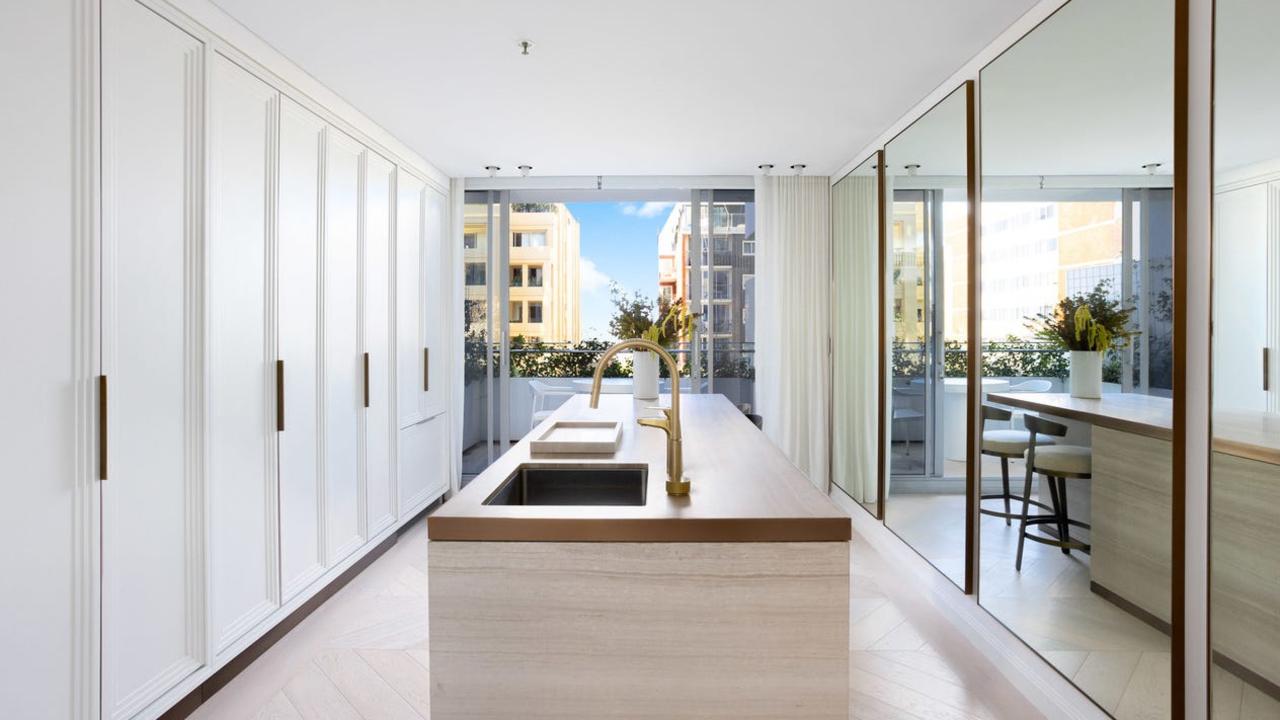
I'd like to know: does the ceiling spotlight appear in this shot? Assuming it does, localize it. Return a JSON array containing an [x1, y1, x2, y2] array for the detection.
[[484, 165, 500, 178], [790, 164, 806, 175], [517, 165, 533, 178], [518, 40, 534, 56], [758, 164, 774, 176], [1142, 162, 1163, 175], [905, 164, 920, 177]]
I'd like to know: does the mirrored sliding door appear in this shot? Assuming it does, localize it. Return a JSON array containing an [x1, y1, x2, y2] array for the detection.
[[1211, 0, 1280, 715], [977, 0, 1174, 716], [883, 85, 974, 591], [832, 154, 883, 516]]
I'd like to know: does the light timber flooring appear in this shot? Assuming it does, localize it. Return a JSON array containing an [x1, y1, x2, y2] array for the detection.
[[886, 488, 1280, 720], [189, 511, 1045, 720]]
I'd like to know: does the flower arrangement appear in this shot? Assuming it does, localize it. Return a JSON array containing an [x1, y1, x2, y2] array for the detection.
[[1026, 281, 1136, 353]]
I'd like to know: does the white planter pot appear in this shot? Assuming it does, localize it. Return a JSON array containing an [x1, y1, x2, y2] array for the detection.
[[632, 350, 659, 401], [1070, 351, 1104, 399]]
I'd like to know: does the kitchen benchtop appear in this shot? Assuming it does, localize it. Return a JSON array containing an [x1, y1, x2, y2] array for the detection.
[[988, 392, 1280, 465], [428, 394, 851, 542]]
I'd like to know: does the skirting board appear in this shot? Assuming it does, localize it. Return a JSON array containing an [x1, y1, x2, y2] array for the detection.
[[828, 488, 1109, 720]]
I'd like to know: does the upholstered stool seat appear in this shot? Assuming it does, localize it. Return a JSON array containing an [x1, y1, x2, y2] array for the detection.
[[1025, 444, 1092, 476], [982, 429, 1057, 456]]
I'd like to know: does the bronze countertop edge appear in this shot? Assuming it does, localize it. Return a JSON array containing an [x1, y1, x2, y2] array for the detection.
[[425, 517, 853, 543]]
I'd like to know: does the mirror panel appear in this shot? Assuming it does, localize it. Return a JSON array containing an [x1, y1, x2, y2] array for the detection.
[[1211, 0, 1280, 715], [832, 154, 883, 517], [978, 0, 1174, 716], [883, 86, 972, 590]]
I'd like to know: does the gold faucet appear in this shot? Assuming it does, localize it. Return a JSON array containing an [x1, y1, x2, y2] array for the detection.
[[589, 338, 689, 496]]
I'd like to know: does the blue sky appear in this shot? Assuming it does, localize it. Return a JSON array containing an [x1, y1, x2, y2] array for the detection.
[[566, 201, 674, 340]]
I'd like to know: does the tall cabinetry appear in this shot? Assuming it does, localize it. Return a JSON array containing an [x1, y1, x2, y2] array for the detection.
[[396, 173, 451, 514], [1214, 176, 1280, 413], [97, 1, 450, 716]]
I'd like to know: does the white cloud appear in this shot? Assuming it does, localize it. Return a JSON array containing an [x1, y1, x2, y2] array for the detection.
[[579, 257, 611, 294], [619, 201, 674, 218]]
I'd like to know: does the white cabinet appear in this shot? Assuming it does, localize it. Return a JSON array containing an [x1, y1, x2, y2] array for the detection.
[[423, 186, 450, 418], [365, 152, 396, 535], [399, 414, 450, 515], [396, 170, 427, 428], [208, 53, 280, 656], [324, 128, 365, 564], [92, 2, 451, 715], [277, 97, 325, 601], [1214, 181, 1280, 414], [100, 0, 205, 715]]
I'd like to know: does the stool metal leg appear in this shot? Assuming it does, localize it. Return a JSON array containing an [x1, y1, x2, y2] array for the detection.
[[1057, 478, 1072, 556], [1015, 466, 1034, 572], [1001, 457, 1011, 526]]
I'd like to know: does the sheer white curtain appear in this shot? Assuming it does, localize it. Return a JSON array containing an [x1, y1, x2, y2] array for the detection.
[[755, 175, 832, 491], [831, 175, 878, 504]]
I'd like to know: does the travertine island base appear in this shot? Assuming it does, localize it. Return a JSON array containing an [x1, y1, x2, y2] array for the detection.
[[427, 394, 852, 719]]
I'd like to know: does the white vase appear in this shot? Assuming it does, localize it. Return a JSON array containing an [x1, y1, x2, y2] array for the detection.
[[632, 350, 659, 401], [1069, 351, 1103, 399]]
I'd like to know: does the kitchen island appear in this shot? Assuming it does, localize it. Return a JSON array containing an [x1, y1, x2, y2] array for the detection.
[[427, 394, 852, 719]]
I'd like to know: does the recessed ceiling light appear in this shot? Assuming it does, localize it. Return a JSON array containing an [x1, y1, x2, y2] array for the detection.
[[518, 165, 533, 177], [791, 164, 807, 175], [758, 164, 774, 175], [485, 165, 500, 177]]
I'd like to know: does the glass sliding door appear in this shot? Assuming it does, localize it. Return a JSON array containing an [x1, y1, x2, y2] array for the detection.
[[460, 191, 509, 483]]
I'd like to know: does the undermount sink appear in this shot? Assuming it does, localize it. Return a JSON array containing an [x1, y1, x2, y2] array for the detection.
[[483, 464, 648, 507]]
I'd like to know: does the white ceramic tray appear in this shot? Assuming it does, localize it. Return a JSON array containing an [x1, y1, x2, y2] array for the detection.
[[529, 420, 623, 455]]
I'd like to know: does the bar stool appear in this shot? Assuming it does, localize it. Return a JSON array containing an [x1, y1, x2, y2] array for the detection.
[[1015, 415, 1093, 571], [979, 405, 1056, 525]]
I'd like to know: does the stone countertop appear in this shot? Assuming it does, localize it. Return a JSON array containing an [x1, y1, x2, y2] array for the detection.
[[428, 394, 851, 542]]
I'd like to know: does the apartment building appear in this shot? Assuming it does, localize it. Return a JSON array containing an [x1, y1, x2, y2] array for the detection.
[[463, 203, 581, 343], [657, 201, 756, 344]]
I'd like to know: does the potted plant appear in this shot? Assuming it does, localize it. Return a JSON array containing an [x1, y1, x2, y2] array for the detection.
[[609, 286, 695, 400], [1026, 281, 1135, 399]]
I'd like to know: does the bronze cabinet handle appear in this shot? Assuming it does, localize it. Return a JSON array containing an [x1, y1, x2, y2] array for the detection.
[[1265, 348, 1272, 392], [276, 360, 285, 431], [423, 347, 429, 393], [363, 353, 370, 408], [98, 374, 108, 480]]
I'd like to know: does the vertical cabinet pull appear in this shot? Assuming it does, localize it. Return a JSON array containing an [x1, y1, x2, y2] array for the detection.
[[363, 353, 370, 408], [98, 375, 108, 480], [1265, 348, 1272, 392], [276, 360, 285, 432], [423, 347, 430, 392]]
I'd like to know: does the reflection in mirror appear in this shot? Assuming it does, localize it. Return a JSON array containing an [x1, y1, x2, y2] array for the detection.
[[978, 0, 1174, 716], [832, 154, 881, 516], [1211, 1, 1280, 716], [882, 86, 971, 590]]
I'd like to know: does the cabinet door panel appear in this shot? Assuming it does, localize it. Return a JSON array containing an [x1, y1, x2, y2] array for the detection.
[[278, 97, 325, 599], [422, 187, 449, 418], [324, 128, 364, 563], [365, 152, 395, 534], [208, 54, 278, 654], [396, 171, 425, 428], [1213, 184, 1269, 413], [101, 0, 205, 714], [399, 417, 448, 516]]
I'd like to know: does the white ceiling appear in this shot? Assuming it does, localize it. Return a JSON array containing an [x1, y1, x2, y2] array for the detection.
[[210, 0, 1041, 178]]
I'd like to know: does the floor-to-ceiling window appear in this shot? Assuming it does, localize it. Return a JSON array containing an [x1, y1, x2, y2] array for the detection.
[[459, 189, 755, 486]]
